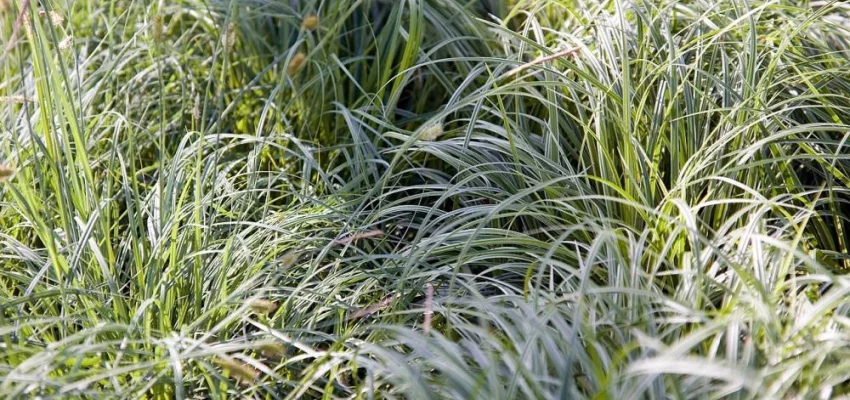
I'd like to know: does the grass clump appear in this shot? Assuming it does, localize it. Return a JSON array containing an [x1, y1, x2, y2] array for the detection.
[[2, 0, 850, 398]]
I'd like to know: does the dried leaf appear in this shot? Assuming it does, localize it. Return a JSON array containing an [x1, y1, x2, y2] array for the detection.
[[334, 230, 384, 245], [347, 293, 399, 321]]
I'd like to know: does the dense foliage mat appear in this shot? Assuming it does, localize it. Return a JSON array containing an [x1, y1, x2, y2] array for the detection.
[[2, 0, 850, 398]]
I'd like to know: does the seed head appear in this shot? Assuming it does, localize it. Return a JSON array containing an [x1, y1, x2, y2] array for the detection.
[[258, 342, 286, 358], [0, 96, 32, 104], [213, 356, 260, 384], [419, 123, 444, 141], [301, 14, 319, 31], [192, 94, 201, 121], [151, 15, 164, 42], [58, 35, 73, 51], [423, 282, 434, 335], [287, 52, 306, 76], [22, 11, 32, 37], [247, 299, 278, 315], [49, 10, 64, 26], [0, 165, 17, 181], [224, 23, 236, 51], [280, 252, 298, 268]]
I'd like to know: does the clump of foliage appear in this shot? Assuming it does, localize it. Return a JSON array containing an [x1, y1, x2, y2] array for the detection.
[[2, 0, 850, 398]]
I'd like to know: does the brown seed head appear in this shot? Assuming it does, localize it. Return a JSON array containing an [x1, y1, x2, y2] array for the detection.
[[287, 52, 306, 76], [301, 14, 319, 31], [0, 165, 17, 180]]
